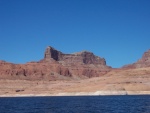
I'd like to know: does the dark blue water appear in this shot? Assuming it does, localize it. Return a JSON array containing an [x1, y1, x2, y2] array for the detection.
[[0, 95, 149, 113]]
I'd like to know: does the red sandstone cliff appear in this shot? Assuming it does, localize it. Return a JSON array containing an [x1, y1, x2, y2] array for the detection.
[[0, 46, 111, 80], [43, 46, 106, 65]]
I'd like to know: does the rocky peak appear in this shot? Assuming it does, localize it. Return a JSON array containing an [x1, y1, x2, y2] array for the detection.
[[44, 46, 62, 61], [43, 46, 107, 65], [136, 49, 150, 67], [139, 49, 150, 62], [123, 49, 150, 68]]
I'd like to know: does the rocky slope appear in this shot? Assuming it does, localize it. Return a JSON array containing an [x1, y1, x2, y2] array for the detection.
[[0, 46, 111, 80], [123, 49, 150, 68], [0, 67, 150, 96]]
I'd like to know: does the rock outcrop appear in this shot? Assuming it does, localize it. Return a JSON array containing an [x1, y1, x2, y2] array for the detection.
[[0, 61, 71, 80], [123, 49, 150, 68], [0, 46, 111, 80], [43, 46, 106, 65]]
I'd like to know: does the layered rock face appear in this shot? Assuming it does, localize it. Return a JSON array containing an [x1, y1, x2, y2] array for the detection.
[[44, 46, 106, 65], [0, 60, 71, 80], [123, 49, 150, 68], [0, 46, 111, 80], [42, 46, 110, 77]]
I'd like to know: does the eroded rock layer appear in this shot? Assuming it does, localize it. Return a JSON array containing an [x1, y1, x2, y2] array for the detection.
[[44, 46, 106, 65], [0, 46, 111, 80]]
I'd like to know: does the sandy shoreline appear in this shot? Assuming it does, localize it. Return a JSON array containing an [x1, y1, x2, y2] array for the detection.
[[0, 91, 150, 97]]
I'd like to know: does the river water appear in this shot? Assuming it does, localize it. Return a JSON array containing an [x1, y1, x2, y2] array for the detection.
[[0, 95, 149, 113]]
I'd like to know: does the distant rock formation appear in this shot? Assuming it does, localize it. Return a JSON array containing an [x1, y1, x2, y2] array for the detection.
[[123, 49, 150, 68], [0, 46, 111, 80], [43, 46, 106, 65]]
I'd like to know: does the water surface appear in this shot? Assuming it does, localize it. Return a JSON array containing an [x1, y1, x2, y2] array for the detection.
[[0, 95, 149, 113]]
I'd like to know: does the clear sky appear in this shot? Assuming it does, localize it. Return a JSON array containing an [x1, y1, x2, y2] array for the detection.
[[0, 0, 150, 68]]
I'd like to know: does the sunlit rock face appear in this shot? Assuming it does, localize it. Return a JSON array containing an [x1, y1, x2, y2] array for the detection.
[[123, 49, 150, 68]]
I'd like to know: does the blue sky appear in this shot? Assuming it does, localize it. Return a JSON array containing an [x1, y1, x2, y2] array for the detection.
[[0, 0, 150, 68]]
